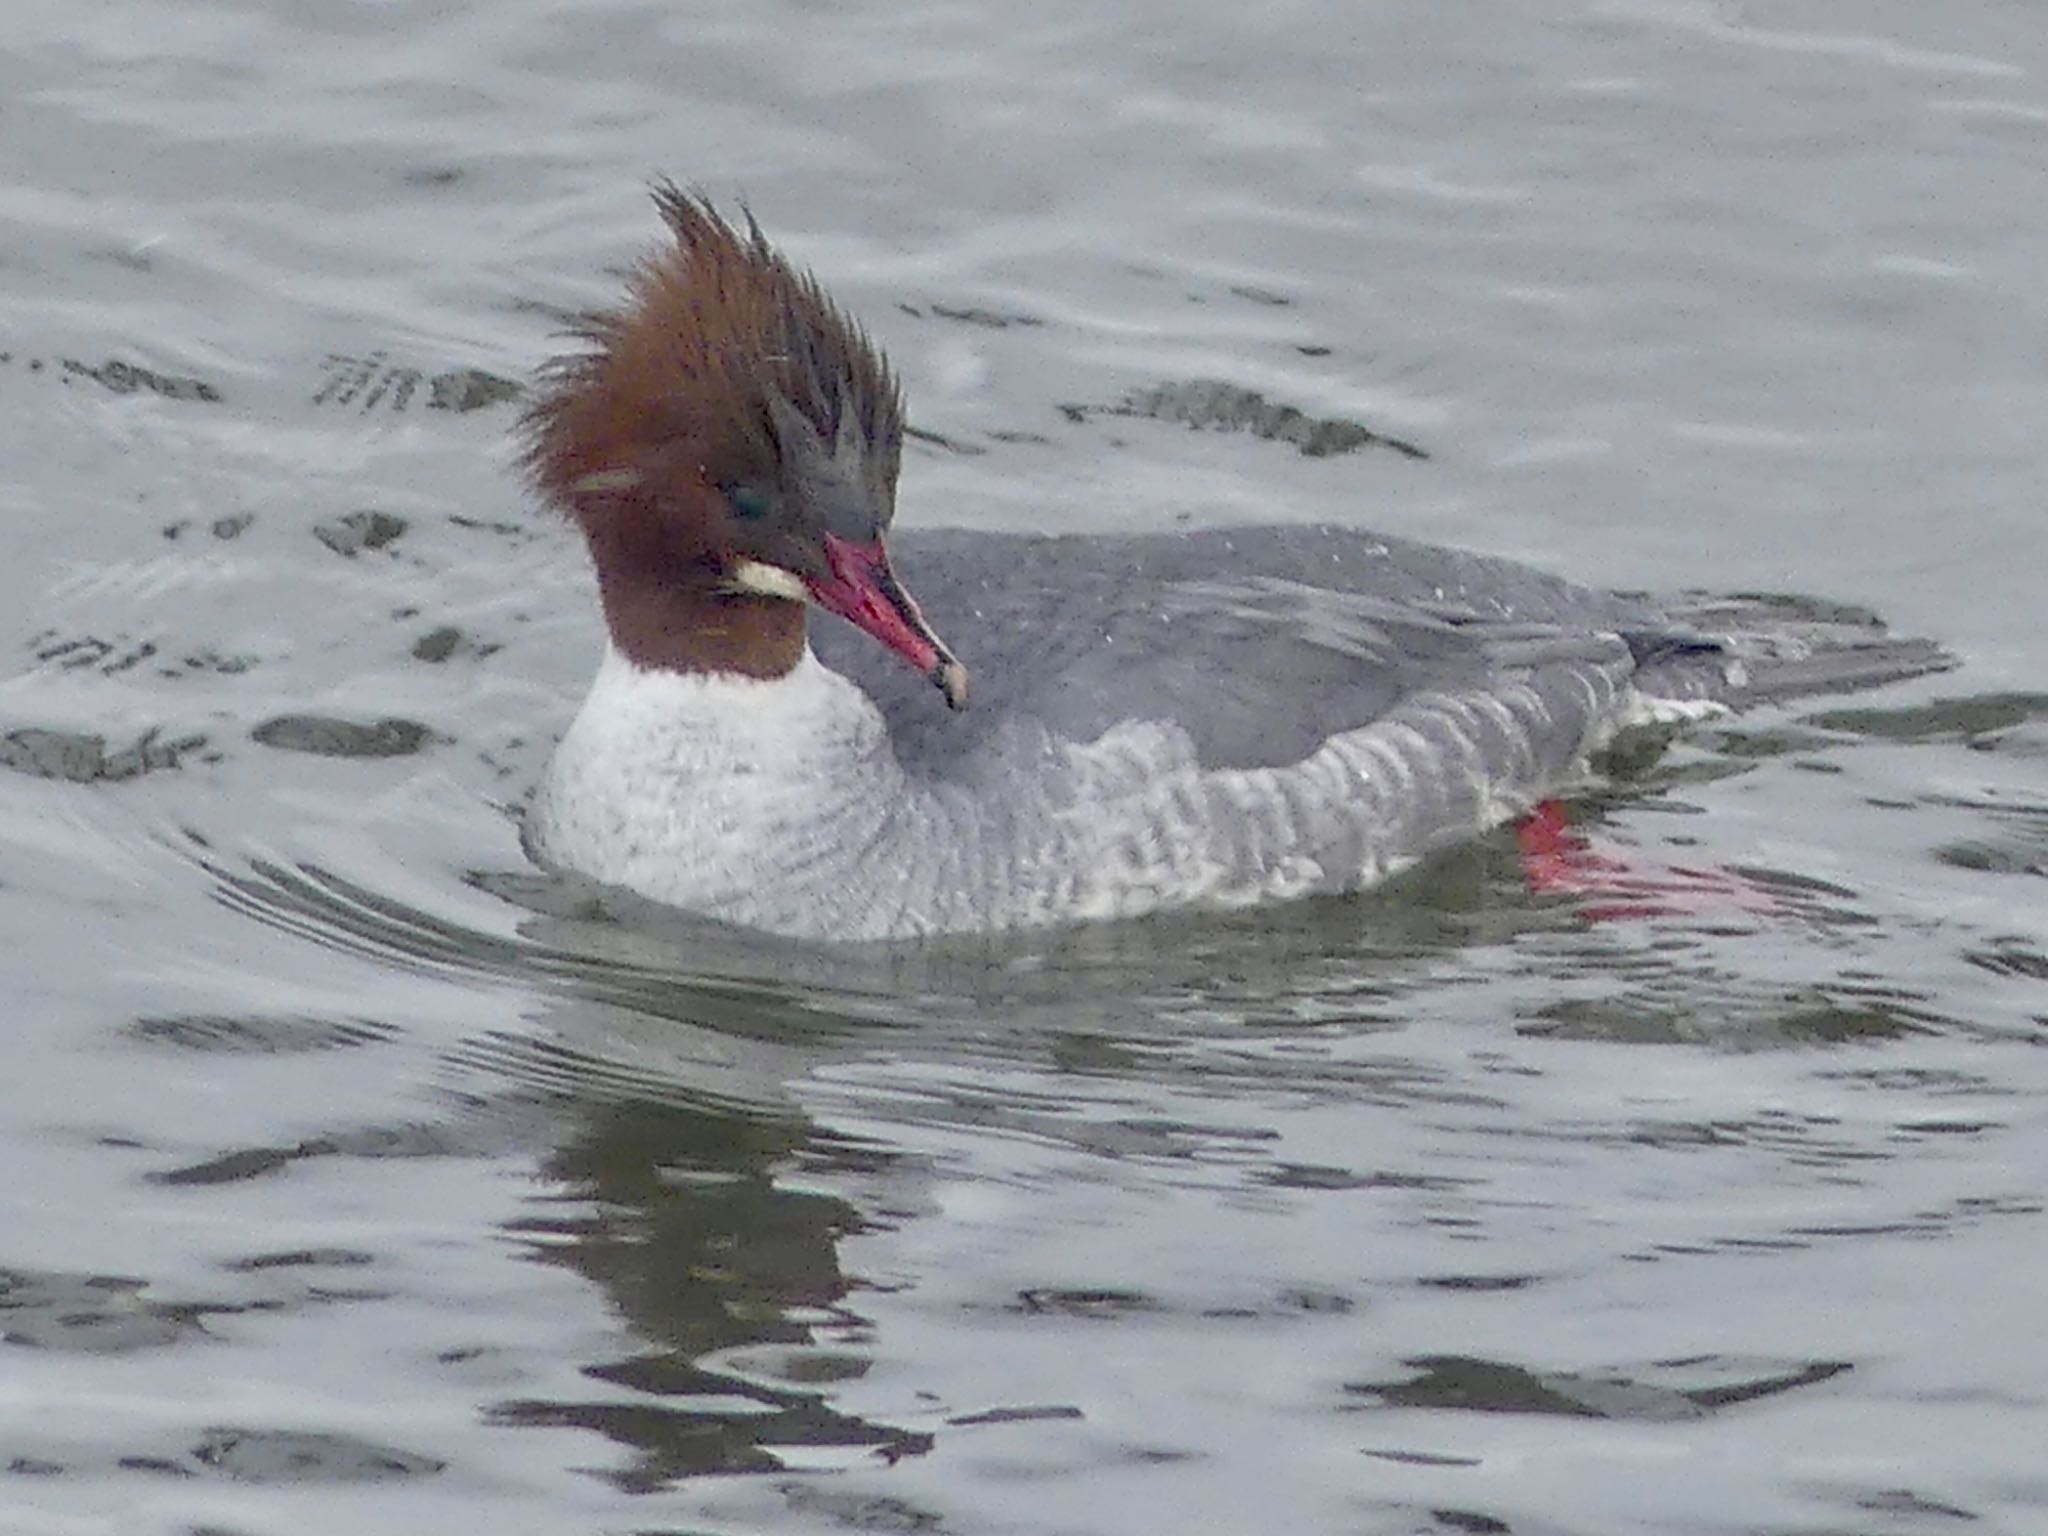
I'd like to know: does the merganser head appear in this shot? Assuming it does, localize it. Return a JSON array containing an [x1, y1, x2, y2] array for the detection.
[[523, 183, 968, 709]]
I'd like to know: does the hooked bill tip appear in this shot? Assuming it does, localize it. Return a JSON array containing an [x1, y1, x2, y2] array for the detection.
[[933, 658, 970, 711]]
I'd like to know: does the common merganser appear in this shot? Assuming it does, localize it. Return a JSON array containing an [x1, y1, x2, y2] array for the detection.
[[522, 185, 1946, 941]]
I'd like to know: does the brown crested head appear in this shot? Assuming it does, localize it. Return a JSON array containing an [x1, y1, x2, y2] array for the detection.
[[523, 184, 965, 705]]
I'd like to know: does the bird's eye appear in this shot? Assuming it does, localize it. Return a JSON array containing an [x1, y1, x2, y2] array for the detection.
[[726, 486, 772, 521]]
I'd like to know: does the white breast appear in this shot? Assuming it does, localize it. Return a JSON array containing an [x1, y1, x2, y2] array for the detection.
[[532, 646, 907, 930]]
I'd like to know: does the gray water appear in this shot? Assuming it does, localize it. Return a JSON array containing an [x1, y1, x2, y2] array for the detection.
[[2, 2, 2044, 1532]]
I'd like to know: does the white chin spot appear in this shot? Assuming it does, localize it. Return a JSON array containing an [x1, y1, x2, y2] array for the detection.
[[569, 467, 644, 496], [729, 560, 810, 603]]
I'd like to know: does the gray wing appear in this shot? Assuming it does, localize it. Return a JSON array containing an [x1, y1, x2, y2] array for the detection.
[[811, 524, 1658, 775]]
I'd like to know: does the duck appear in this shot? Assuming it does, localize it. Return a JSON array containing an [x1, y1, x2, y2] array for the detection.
[[521, 184, 1946, 941]]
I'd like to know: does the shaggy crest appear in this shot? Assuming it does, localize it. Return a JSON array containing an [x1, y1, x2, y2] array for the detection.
[[522, 183, 904, 525]]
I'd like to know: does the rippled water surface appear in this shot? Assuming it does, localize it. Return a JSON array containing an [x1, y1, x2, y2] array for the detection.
[[2, 2, 2045, 1532]]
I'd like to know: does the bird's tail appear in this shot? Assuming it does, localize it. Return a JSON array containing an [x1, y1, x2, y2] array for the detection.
[[1622, 592, 1954, 710]]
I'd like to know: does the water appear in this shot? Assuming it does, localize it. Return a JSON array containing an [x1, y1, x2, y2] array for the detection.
[[2, 1, 2044, 1531]]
